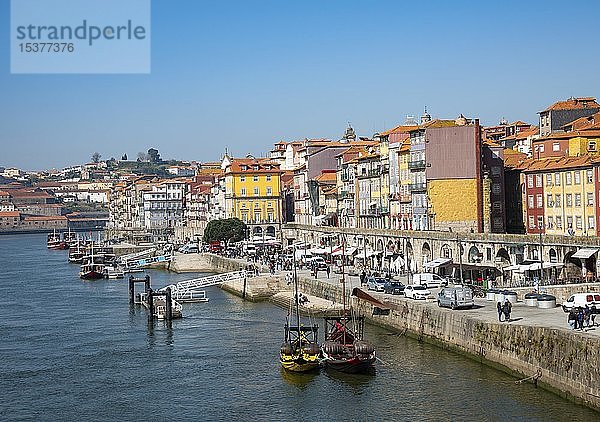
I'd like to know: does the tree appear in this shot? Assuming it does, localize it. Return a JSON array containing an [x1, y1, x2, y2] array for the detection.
[[148, 148, 161, 164], [137, 152, 148, 162], [121, 153, 128, 161], [91, 152, 101, 163], [203, 218, 247, 244]]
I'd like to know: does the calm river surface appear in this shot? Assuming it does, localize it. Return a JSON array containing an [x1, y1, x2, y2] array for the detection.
[[0, 233, 596, 421]]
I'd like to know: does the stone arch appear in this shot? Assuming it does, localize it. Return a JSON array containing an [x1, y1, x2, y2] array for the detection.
[[253, 226, 262, 235], [563, 250, 583, 281], [548, 248, 557, 263], [376, 239, 384, 252], [440, 243, 452, 259], [495, 248, 511, 265], [266, 226, 275, 237], [468, 245, 481, 263], [422, 242, 432, 261]]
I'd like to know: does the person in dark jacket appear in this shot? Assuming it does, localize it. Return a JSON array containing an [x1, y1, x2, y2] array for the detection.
[[568, 308, 577, 329], [503, 300, 512, 322], [577, 307, 585, 330], [497, 301, 503, 322]]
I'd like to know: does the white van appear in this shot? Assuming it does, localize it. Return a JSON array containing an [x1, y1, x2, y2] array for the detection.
[[561, 292, 600, 313], [412, 273, 447, 288]]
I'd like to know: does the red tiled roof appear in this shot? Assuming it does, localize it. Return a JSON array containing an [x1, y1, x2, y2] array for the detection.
[[226, 158, 281, 174], [380, 124, 420, 136], [503, 149, 528, 169], [23, 215, 67, 221], [519, 155, 594, 172], [314, 171, 337, 184], [542, 97, 600, 112], [0, 211, 20, 217]]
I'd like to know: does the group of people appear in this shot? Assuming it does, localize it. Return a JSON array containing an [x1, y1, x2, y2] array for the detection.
[[496, 299, 512, 322], [567, 306, 596, 330]]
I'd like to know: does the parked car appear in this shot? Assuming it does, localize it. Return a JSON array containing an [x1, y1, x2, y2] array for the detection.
[[383, 281, 405, 295], [437, 287, 474, 309], [561, 293, 600, 313], [209, 241, 223, 253], [413, 273, 448, 288], [366, 277, 387, 292], [404, 284, 432, 300], [178, 243, 199, 254]]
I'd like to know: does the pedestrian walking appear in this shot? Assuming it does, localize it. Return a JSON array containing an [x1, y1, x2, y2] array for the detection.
[[360, 271, 366, 286], [577, 307, 585, 331], [568, 308, 577, 329], [326, 265, 331, 279], [591, 306, 597, 327], [497, 301, 503, 322], [503, 299, 512, 322], [315, 268, 319, 279], [584, 305, 592, 329]]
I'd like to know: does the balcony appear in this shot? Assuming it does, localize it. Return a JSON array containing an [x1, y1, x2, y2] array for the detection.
[[408, 182, 426, 192], [340, 173, 350, 182], [399, 194, 412, 203], [339, 191, 351, 199], [408, 160, 426, 170]]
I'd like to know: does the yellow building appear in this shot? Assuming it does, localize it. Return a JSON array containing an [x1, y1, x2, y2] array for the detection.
[[223, 157, 282, 237], [398, 138, 412, 230], [531, 156, 597, 236]]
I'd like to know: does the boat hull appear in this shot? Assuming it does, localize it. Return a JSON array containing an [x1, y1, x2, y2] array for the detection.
[[321, 354, 376, 374], [280, 354, 320, 373], [80, 271, 104, 280]]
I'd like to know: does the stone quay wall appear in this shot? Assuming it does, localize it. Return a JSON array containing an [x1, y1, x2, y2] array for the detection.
[[178, 254, 600, 411]]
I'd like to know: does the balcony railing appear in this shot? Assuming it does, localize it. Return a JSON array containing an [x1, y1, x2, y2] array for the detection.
[[408, 160, 426, 170], [399, 194, 412, 203], [408, 182, 426, 192]]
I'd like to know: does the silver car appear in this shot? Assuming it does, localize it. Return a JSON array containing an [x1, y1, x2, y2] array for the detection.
[[437, 287, 474, 309]]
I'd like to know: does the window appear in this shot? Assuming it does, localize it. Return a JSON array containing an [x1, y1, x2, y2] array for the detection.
[[241, 165, 248, 171], [254, 212, 261, 222], [566, 194, 572, 207], [491, 166, 501, 176], [240, 176, 245, 182], [241, 188, 246, 196], [528, 195, 534, 209], [528, 215, 535, 229], [555, 194, 561, 207], [547, 216, 554, 228], [546, 194, 554, 207], [545, 173, 553, 186], [588, 141, 597, 152], [253, 165, 259, 171], [266, 187, 272, 195], [556, 216, 562, 229], [253, 175, 259, 182], [552, 142, 560, 152], [241, 202, 247, 208], [527, 175, 533, 188], [536, 194, 543, 208], [587, 192, 594, 207], [575, 193, 581, 207], [555, 173, 561, 186], [587, 169, 594, 183], [567, 216, 573, 228], [589, 216, 596, 229], [492, 201, 502, 210], [566, 172, 572, 185], [492, 183, 501, 194], [574, 171, 581, 185], [266, 175, 272, 182], [576, 216, 582, 230], [537, 216, 544, 229], [535, 174, 542, 187], [253, 187, 259, 196]]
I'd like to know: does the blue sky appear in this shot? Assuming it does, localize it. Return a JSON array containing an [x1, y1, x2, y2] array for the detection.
[[1, 0, 600, 170]]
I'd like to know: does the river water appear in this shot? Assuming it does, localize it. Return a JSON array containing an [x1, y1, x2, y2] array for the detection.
[[0, 233, 596, 421]]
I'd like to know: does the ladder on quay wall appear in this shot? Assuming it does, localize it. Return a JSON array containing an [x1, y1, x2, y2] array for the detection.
[[159, 270, 249, 302]]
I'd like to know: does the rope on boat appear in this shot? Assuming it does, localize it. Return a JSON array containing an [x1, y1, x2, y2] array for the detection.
[[515, 369, 542, 385]]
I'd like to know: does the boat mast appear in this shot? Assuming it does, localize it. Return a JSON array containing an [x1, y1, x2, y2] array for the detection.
[[293, 244, 301, 345], [340, 234, 347, 345]]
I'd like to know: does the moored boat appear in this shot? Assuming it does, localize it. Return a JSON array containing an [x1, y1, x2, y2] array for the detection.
[[319, 241, 376, 374], [47, 230, 67, 250], [79, 245, 105, 280], [280, 246, 320, 373]]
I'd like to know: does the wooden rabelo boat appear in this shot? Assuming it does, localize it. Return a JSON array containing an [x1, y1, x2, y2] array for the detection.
[[280, 246, 320, 372], [320, 241, 376, 374]]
